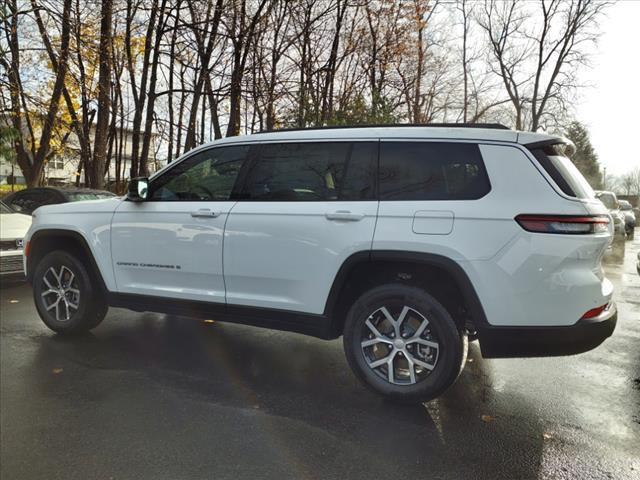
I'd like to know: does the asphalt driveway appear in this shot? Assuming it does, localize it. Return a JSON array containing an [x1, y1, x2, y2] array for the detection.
[[1, 235, 638, 480]]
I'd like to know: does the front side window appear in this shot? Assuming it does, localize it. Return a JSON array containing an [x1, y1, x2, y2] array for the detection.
[[150, 145, 250, 201], [239, 142, 376, 201], [379, 142, 490, 200]]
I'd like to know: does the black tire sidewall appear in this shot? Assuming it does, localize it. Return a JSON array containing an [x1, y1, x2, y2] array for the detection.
[[32, 251, 103, 333], [343, 284, 464, 402]]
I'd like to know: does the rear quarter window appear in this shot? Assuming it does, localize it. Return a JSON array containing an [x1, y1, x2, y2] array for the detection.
[[379, 142, 490, 200], [528, 144, 595, 199]]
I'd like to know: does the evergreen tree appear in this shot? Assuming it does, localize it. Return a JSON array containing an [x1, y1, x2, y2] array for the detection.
[[565, 121, 602, 189]]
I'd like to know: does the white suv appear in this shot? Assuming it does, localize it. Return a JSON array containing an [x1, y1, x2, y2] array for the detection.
[[23, 125, 617, 402]]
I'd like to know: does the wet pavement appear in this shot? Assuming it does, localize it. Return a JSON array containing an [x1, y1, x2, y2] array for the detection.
[[1, 235, 639, 480]]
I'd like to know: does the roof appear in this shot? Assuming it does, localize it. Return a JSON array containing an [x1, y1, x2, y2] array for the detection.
[[150, 125, 568, 180], [199, 125, 564, 149]]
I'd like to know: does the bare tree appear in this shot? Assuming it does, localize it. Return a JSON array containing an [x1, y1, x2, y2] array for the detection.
[[1, 0, 73, 187], [478, 0, 609, 131], [225, 0, 272, 137], [87, 0, 113, 188]]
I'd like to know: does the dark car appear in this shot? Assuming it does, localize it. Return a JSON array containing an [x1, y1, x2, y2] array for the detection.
[[618, 199, 636, 239], [595, 190, 626, 263], [3, 187, 116, 215]]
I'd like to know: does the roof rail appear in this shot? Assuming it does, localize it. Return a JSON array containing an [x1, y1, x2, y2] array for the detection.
[[256, 123, 511, 134]]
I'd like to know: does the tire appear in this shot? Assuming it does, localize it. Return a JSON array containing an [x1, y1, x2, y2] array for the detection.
[[32, 250, 107, 334], [343, 284, 467, 403]]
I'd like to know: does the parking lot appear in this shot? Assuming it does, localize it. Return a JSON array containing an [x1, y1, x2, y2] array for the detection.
[[1, 236, 638, 480]]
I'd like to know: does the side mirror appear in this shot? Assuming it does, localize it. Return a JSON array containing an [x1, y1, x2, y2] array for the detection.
[[128, 177, 149, 202]]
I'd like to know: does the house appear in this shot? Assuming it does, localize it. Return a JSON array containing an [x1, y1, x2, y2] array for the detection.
[[0, 117, 162, 187]]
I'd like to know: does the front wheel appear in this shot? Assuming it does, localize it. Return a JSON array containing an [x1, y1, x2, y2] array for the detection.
[[343, 284, 467, 403], [33, 250, 107, 334]]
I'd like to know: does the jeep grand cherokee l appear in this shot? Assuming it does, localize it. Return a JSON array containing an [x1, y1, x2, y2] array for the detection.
[[23, 125, 617, 402]]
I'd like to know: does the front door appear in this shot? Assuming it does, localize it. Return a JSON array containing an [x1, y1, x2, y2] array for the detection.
[[111, 145, 250, 303]]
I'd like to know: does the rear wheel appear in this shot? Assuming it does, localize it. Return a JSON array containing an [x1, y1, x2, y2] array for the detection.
[[33, 251, 107, 334], [343, 284, 466, 403]]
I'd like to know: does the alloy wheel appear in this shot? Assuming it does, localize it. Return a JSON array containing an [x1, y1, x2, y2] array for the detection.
[[360, 305, 440, 385], [40, 265, 81, 322]]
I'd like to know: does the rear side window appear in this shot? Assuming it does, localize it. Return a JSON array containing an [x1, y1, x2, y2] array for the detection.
[[240, 142, 376, 201], [379, 142, 490, 200], [596, 192, 617, 209], [528, 144, 594, 199]]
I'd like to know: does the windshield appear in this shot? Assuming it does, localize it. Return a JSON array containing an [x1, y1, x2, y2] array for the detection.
[[596, 192, 618, 209], [66, 192, 115, 202], [0, 201, 14, 214]]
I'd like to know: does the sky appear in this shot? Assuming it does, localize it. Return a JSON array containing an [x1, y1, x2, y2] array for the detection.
[[575, 0, 640, 176]]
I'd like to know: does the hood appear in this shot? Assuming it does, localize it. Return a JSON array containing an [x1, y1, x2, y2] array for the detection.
[[0, 212, 33, 239], [33, 197, 123, 216]]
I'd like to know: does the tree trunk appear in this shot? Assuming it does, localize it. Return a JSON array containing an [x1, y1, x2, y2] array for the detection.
[[89, 0, 113, 189]]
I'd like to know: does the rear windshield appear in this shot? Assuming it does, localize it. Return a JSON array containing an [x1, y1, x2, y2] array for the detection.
[[67, 192, 115, 202], [0, 201, 14, 214], [529, 144, 595, 199]]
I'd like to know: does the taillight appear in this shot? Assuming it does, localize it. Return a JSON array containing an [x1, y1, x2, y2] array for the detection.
[[580, 303, 608, 320], [515, 215, 610, 234]]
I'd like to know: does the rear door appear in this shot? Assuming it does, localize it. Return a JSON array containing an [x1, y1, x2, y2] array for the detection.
[[373, 140, 496, 260], [223, 140, 378, 314]]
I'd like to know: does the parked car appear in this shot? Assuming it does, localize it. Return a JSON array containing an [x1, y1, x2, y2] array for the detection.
[[23, 125, 617, 402], [0, 201, 31, 277], [595, 190, 626, 263], [618, 199, 636, 239], [3, 187, 116, 215]]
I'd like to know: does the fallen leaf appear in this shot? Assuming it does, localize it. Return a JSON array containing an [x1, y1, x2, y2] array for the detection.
[[203, 319, 215, 324], [481, 414, 496, 423], [543, 432, 553, 440], [52, 368, 63, 374], [9, 299, 19, 304], [467, 358, 474, 363]]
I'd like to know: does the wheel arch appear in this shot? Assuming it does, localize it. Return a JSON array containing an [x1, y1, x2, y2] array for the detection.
[[27, 229, 108, 293], [324, 250, 489, 338]]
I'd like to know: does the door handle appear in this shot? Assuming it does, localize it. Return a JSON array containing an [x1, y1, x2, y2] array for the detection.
[[191, 209, 220, 218], [325, 210, 365, 221]]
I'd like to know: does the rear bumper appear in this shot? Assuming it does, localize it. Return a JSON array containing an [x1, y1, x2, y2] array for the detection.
[[478, 302, 617, 358]]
